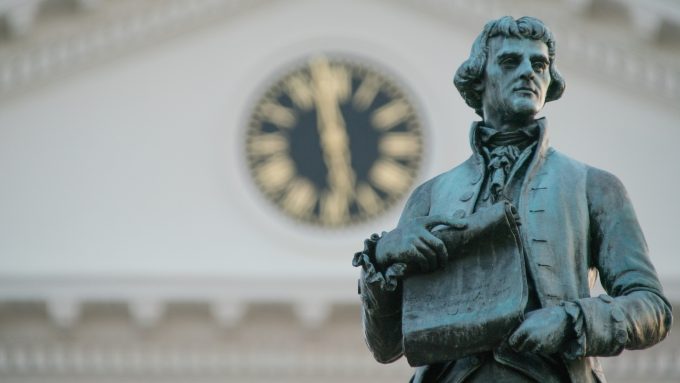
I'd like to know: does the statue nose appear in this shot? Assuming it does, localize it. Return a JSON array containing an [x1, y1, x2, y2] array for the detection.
[[518, 60, 535, 79]]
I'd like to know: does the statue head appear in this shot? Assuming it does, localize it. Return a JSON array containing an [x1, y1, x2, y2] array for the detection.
[[454, 16, 565, 119]]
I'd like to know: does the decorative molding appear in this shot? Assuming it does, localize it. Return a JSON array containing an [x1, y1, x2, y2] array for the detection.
[[564, 0, 594, 14], [619, 0, 680, 40], [293, 301, 332, 328], [399, 0, 680, 105], [0, 0, 40, 37], [630, 6, 664, 42], [129, 300, 164, 328], [45, 298, 80, 328], [1, 275, 679, 323], [211, 301, 247, 327], [0, 0, 678, 105], [76, 0, 103, 11], [0, 276, 358, 302], [0, 286, 678, 380], [2, 0, 678, 41], [0, 276, 359, 328], [0, 334, 677, 380], [0, 344, 412, 378], [0, 0, 272, 99], [0, 0, 104, 37]]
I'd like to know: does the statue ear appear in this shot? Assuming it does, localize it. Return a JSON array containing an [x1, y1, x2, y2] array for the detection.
[[472, 79, 485, 106], [472, 78, 485, 93]]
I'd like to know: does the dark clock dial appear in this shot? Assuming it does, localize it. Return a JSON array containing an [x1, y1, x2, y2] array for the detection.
[[245, 55, 424, 227]]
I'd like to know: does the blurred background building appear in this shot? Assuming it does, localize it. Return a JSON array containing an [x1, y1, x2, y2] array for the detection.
[[0, 0, 679, 382]]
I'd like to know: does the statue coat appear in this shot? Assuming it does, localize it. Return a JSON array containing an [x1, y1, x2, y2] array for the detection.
[[358, 119, 672, 382]]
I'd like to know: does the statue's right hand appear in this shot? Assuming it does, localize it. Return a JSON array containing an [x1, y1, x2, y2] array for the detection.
[[375, 215, 467, 273]]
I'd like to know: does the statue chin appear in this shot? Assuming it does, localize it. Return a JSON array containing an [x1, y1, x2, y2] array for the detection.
[[508, 100, 542, 121]]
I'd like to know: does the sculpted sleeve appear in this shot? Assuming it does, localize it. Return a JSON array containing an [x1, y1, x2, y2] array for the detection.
[[576, 167, 672, 356], [358, 181, 432, 363]]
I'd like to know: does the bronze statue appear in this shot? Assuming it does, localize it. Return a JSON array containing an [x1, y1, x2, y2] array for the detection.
[[353, 16, 672, 382]]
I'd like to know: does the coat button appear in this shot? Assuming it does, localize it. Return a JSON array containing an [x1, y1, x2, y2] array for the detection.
[[598, 294, 614, 303], [615, 329, 628, 344], [611, 307, 625, 322], [460, 191, 474, 201], [471, 172, 482, 185], [469, 355, 480, 366]]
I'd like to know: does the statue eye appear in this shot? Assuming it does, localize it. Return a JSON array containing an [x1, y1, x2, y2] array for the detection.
[[532, 61, 548, 72], [500, 57, 518, 67]]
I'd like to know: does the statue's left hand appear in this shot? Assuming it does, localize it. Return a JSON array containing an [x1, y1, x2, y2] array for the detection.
[[508, 306, 570, 354]]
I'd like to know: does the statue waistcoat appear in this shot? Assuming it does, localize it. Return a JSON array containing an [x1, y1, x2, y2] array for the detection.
[[418, 119, 604, 383]]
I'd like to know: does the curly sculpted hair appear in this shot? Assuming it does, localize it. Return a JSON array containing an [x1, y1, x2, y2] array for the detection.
[[454, 16, 566, 117]]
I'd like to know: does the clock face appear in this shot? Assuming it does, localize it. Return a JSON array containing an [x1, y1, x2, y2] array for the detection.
[[245, 55, 424, 227]]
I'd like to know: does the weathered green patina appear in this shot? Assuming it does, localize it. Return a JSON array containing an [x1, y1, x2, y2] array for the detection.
[[353, 16, 672, 383]]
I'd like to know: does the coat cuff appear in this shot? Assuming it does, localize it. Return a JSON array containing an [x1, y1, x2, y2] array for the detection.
[[561, 301, 586, 360], [353, 233, 403, 316], [575, 294, 628, 356], [352, 232, 407, 292]]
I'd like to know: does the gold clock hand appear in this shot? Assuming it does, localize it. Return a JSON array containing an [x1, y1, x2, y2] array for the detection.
[[310, 57, 357, 223]]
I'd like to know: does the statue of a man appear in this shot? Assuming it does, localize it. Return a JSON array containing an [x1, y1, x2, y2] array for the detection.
[[353, 16, 672, 382]]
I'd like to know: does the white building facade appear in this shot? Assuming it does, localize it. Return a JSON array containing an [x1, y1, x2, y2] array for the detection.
[[1, 1, 679, 382]]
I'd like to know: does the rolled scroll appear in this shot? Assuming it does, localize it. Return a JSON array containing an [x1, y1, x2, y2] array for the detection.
[[402, 201, 527, 366]]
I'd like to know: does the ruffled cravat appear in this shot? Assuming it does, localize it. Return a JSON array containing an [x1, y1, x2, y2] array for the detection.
[[478, 124, 539, 202], [487, 145, 521, 199]]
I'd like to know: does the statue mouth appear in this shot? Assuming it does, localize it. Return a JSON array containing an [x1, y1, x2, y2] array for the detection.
[[513, 86, 537, 96]]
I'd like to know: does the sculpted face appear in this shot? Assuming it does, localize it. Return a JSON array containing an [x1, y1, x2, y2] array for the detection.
[[481, 36, 551, 126]]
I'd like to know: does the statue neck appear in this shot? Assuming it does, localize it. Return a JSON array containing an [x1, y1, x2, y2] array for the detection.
[[482, 109, 537, 133], [483, 118, 537, 133]]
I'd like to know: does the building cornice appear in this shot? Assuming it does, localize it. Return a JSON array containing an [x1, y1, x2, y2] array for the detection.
[[396, 0, 680, 106], [1, 275, 678, 328], [0, 275, 356, 328], [0, 0, 678, 105], [0, 341, 674, 380], [0, 0, 273, 100]]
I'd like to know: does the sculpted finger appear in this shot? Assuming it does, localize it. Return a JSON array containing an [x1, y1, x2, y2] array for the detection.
[[514, 323, 544, 353], [414, 238, 438, 271], [407, 245, 431, 273], [509, 326, 529, 352], [513, 336, 536, 353], [522, 335, 541, 353], [422, 232, 448, 267], [539, 339, 559, 355], [444, 218, 468, 230], [421, 215, 468, 231]]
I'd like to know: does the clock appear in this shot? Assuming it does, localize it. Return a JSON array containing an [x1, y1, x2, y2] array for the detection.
[[245, 55, 424, 227]]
